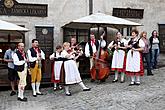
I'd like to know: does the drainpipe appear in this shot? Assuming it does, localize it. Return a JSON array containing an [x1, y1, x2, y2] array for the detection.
[[89, 0, 93, 15]]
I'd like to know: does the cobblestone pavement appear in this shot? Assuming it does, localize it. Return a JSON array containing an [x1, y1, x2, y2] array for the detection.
[[1, 67, 165, 110]]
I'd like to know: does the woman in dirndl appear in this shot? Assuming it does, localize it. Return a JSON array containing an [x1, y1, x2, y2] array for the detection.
[[50, 45, 63, 91], [126, 29, 145, 86], [61, 42, 90, 96], [108, 32, 127, 83]]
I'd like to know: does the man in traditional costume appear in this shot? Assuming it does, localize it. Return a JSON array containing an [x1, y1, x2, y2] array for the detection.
[[90, 34, 110, 83], [13, 43, 28, 102], [70, 36, 83, 67], [27, 39, 45, 97], [85, 33, 99, 70]]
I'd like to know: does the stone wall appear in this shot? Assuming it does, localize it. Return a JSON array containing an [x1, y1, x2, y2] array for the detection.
[[94, 0, 165, 37], [0, 0, 165, 48]]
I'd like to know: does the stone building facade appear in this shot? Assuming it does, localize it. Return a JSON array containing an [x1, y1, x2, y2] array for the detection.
[[0, 0, 165, 85], [0, 0, 165, 49]]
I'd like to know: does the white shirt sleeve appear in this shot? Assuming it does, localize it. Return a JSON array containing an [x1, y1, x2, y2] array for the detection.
[[13, 53, 25, 66], [121, 38, 128, 46], [108, 41, 114, 48], [61, 50, 75, 59], [85, 43, 90, 57], [49, 53, 55, 60], [61, 50, 68, 58], [139, 39, 145, 48], [27, 49, 37, 62], [40, 50, 45, 60]]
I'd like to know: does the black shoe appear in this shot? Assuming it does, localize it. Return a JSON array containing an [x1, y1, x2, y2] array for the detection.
[[147, 73, 154, 76], [120, 81, 125, 83], [65, 92, 72, 96], [112, 79, 118, 83], [17, 97, 27, 102], [83, 88, 91, 91], [100, 79, 105, 83], [129, 84, 135, 86], [90, 79, 95, 82], [33, 95, 37, 97], [129, 82, 135, 86], [135, 82, 141, 85], [153, 66, 157, 69], [36, 92, 44, 95], [10, 91, 16, 96]]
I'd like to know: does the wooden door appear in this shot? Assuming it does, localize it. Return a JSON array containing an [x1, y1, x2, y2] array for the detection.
[[35, 26, 54, 83], [159, 24, 165, 53]]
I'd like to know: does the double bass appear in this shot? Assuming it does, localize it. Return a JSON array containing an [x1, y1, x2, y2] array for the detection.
[[93, 32, 107, 79]]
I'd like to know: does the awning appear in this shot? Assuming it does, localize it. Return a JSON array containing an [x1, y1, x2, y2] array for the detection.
[[0, 19, 29, 31], [63, 13, 142, 29]]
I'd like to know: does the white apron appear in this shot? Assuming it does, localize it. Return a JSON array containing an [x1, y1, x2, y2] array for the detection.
[[61, 50, 82, 84]]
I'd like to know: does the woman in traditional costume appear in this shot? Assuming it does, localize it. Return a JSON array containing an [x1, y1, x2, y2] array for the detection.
[[108, 32, 127, 83], [126, 29, 145, 85], [61, 42, 90, 96], [50, 45, 63, 91]]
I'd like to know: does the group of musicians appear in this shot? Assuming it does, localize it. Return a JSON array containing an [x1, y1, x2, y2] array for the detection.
[[51, 29, 146, 93], [4, 29, 149, 102], [84, 29, 145, 86]]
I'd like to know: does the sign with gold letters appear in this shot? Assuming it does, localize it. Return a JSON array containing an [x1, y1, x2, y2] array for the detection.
[[113, 8, 144, 19], [0, 0, 47, 17]]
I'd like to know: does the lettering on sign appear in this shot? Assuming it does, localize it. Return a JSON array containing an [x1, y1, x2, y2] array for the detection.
[[113, 8, 144, 19], [0, 0, 47, 17]]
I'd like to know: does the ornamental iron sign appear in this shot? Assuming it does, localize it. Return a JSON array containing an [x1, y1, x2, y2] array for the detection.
[[113, 8, 144, 19], [0, 0, 47, 17]]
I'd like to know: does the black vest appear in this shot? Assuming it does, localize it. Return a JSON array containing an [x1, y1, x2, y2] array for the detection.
[[111, 40, 119, 52], [29, 48, 41, 57], [128, 38, 141, 48], [14, 50, 25, 72], [29, 48, 41, 68], [127, 38, 141, 52], [88, 40, 99, 56]]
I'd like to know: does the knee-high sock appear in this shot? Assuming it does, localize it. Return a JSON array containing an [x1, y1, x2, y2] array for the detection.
[[131, 76, 135, 84], [64, 86, 70, 94], [54, 83, 57, 88], [136, 76, 140, 83], [79, 82, 88, 89], [20, 87, 24, 99], [18, 85, 21, 98], [121, 72, 125, 81], [114, 71, 118, 80], [90, 58, 93, 70], [18, 86, 24, 99], [31, 83, 36, 95], [36, 82, 41, 93]]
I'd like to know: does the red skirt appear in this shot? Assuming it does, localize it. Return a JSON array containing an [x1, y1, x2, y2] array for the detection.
[[51, 62, 60, 83], [126, 54, 144, 76], [111, 55, 126, 73]]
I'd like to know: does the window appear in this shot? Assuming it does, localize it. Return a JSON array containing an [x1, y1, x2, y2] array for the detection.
[[118, 28, 124, 35], [118, 27, 133, 37], [0, 30, 25, 68], [127, 27, 132, 36], [63, 28, 88, 43]]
